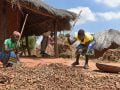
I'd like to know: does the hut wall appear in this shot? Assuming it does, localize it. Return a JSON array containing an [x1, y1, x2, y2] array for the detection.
[[0, 0, 7, 50], [0, 1, 2, 49], [7, 4, 21, 38], [0, 2, 20, 50]]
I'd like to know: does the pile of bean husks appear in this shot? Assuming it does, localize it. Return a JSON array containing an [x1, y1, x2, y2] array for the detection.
[[0, 63, 120, 90]]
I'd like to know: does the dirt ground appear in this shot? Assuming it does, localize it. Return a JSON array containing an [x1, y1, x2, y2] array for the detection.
[[0, 57, 120, 70], [0, 57, 120, 90], [20, 57, 120, 71]]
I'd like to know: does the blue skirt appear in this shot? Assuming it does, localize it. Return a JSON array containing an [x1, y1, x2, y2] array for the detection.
[[0, 51, 18, 64], [76, 40, 96, 49]]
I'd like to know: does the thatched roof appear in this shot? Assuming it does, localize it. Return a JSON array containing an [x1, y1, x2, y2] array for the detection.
[[94, 29, 120, 51], [7, 0, 77, 36], [93, 29, 120, 58]]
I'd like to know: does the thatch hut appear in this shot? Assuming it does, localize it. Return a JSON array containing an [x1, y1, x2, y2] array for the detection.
[[0, 0, 77, 57]]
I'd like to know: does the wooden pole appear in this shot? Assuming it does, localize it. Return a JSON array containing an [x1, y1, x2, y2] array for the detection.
[[70, 10, 82, 34], [19, 14, 28, 41], [19, 14, 30, 56], [54, 30, 58, 57], [54, 20, 59, 57], [72, 10, 82, 28]]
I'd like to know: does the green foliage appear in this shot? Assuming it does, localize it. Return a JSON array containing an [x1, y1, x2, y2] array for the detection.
[[20, 35, 36, 50], [28, 36, 36, 50]]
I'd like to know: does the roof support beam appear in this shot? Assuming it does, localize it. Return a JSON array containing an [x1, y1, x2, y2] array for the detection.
[[54, 20, 59, 57]]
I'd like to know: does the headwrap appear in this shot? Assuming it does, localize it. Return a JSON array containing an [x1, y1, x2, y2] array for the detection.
[[12, 31, 21, 37]]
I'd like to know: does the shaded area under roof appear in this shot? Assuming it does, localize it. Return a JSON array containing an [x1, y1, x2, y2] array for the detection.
[[7, 0, 77, 36]]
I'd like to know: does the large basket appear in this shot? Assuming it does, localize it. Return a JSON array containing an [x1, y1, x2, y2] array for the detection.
[[96, 63, 120, 73]]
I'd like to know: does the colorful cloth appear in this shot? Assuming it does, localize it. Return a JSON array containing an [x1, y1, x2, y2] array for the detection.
[[76, 44, 86, 49], [0, 52, 9, 60], [86, 41, 96, 55], [87, 40, 96, 49], [76, 40, 96, 55], [0, 51, 18, 64]]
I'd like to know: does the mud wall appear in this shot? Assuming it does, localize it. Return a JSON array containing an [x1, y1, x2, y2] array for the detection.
[[0, 2, 20, 50]]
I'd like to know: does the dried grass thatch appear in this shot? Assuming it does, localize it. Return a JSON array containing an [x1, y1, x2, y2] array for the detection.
[[94, 29, 120, 58], [7, 0, 77, 36]]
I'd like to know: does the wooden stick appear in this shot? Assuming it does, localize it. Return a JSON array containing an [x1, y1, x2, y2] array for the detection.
[[18, 14, 28, 41], [69, 10, 82, 60], [72, 10, 82, 28]]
